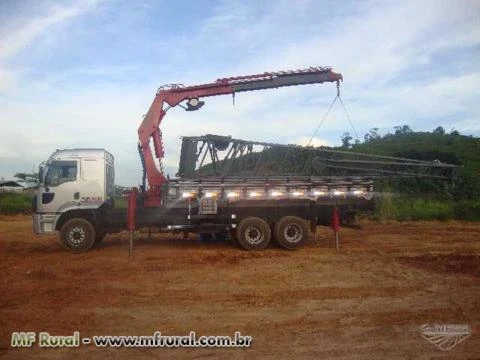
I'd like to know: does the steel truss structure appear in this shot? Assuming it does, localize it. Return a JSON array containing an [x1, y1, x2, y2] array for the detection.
[[177, 134, 458, 180]]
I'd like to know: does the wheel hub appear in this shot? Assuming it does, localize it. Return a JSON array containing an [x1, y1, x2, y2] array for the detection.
[[68, 226, 86, 245], [245, 225, 263, 245], [283, 224, 302, 243]]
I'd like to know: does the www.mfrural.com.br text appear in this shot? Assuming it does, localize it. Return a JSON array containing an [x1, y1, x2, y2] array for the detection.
[[11, 331, 252, 348]]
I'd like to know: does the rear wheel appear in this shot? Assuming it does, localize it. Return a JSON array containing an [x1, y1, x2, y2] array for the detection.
[[60, 218, 96, 253], [274, 216, 308, 250], [236, 217, 271, 251]]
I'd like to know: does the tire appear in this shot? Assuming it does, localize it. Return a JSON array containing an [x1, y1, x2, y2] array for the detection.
[[60, 218, 96, 253], [274, 216, 309, 250], [236, 217, 271, 251]]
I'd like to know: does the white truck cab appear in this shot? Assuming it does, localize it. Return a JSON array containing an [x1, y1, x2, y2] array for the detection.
[[33, 149, 114, 251]]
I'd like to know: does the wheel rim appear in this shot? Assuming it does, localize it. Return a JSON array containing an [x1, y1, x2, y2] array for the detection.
[[68, 226, 86, 245], [244, 225, 264, 245], [283, 223, 302, 243]]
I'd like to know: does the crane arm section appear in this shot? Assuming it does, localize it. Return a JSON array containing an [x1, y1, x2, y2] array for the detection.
[[138, 66, 342, 206]]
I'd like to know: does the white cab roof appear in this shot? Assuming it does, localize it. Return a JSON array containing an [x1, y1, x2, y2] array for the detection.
[[49, 148, 113, 161]]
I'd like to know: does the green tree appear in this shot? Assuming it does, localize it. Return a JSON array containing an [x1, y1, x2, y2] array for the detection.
[[341, 132, 353, 148], [394, 125, 413, 135], [14, 172, 39, 184], [433, 126, 445, 135], [364, 128, 381, 142]]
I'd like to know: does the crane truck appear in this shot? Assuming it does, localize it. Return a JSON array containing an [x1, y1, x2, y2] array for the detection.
[[32, 67, 457, 252]]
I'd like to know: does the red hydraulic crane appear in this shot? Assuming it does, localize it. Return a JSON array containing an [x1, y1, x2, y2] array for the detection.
[[138, 66, 343, 207]]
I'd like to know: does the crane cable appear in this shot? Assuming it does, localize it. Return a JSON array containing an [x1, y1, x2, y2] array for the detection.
[[307, 95, 338, 147], [307, 82, 359, 146], [339, 96, 359, 141]]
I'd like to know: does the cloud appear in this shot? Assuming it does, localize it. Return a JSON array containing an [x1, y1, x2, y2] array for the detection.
[[0, 0, 103, 94], [0, 1, 101, 61], [0, 68, 18, 93], [291, 137, 330, 147]]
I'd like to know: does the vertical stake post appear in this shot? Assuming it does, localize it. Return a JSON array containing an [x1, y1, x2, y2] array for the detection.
[[129, 231, 134, 257], [331, 206, 341, 250], [127, 188, 138, 258]]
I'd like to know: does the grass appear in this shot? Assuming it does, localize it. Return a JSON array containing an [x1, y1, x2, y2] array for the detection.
[[0, 192, 33, 214], [114, 197, 128, 209], [375, 196, 480, 221], [452, 200, 480, 221], [396, 199, 454, 221]]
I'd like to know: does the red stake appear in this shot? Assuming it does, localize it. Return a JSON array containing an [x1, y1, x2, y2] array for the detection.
[[330, 206, 341, 249], [127, 188, 138, 257]]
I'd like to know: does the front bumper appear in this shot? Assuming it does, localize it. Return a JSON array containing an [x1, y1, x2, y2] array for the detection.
[[33, 213, 57, 234]]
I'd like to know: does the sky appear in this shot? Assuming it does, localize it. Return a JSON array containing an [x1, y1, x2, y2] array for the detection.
[[0, 0, 479, 185]]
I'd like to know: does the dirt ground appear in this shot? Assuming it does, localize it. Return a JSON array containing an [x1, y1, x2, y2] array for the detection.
[[0, 215, 479, 359]]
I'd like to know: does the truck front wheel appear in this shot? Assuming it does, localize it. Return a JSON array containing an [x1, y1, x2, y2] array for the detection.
[[274, 216, 308, 250], [60, 218, 96, 253], [237, 217, 271, 251]]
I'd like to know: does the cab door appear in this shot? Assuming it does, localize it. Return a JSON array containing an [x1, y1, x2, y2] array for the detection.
[[38, 160, 80, 213]]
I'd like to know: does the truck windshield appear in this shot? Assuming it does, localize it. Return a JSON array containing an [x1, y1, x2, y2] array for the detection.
[[44, 161, 77, 187]]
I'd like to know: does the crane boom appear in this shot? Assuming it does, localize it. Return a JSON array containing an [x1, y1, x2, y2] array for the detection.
[[138, 66, 342, 207]]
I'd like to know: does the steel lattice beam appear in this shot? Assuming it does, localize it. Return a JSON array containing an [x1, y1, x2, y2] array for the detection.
[[177, 134, 458, 180]]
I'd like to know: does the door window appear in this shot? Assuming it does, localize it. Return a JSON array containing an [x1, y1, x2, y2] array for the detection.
[[44, 161, 77, 187]]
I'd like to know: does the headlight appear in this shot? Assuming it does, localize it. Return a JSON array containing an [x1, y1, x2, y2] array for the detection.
[[270, 190, 284, 197], [204, 191, 218, 198], [182, 191, 196, 198], [248, 190, 263, 198], [226, 191, 241, 198], [291, 190, 304, 197]]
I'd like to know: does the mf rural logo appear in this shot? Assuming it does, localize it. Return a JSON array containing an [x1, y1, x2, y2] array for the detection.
[[420, 324, 471, 351]]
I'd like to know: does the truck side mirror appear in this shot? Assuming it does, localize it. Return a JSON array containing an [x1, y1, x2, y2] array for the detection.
[[38, 165, 44, 184]]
